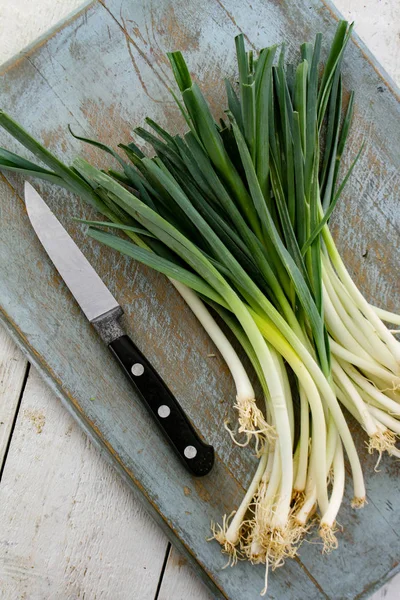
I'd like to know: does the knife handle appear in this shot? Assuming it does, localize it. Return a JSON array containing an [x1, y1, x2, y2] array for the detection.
[[108, 334, 215, 477]]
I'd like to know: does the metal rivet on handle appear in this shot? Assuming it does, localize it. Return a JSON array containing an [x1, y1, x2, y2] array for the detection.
[[157, 405, 171, 418], [184, 445, 197, 459], [131, 363, 144, 376]]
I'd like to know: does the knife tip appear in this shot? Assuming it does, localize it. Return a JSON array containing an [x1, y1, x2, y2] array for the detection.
[[24, 180, 35, 195], [24, 181, 42, 222]]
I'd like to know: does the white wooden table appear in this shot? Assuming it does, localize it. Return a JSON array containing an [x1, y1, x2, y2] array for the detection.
[[0, 1, 399, 598]]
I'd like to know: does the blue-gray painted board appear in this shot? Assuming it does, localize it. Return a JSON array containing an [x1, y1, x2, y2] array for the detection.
[[0, 1, 399, 598]]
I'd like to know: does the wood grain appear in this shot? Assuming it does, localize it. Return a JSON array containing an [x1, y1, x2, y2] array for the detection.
[[0, 0, 399, 598], [0, 367, 168, 600]]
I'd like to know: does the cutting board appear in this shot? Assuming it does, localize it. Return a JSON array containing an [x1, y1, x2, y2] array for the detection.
[[0, 1, 399, 598]]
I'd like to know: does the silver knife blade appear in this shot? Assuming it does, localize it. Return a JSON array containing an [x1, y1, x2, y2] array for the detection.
[[25, 182, 120, 322]]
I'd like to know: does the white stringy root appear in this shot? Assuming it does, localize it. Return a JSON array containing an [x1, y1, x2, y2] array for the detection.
[[319, 522, 339, 553], [224, 396, 276, 453], [210, 512, 242, 566], [368, 429, 397, 457]]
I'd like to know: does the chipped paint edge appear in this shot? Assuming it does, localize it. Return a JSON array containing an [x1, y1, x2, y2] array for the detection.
[[321, 0, 400, 101], [0, 0, 96, 75]]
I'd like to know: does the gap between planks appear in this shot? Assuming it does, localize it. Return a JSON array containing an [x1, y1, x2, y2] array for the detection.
[[0, 323, 29, 474]]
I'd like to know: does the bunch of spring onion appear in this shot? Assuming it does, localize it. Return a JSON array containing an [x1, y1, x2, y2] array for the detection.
[[1, 20, 399, 594]]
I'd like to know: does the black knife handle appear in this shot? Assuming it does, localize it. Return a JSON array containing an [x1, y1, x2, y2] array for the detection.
[[108, 335, 215, 476]]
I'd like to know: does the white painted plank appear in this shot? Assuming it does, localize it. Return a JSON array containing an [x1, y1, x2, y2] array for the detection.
[[0, 324, 27, 469], [335, 0, 400, 84], [0, 367, 168, 600], [157, 547, 213, 600], [371, 574, 400, 600], [0, 0, 85, 64]]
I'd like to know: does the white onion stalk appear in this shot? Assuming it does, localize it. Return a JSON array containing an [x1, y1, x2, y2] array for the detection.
[[170, 280, 275, 448], [372, 306, 400, 327], [341, 363, 400, 415], [332, 358, 395, 454], [170, 281, 254, 402], [293, 386, 310, 493], [319, 437, 345, 552], [322, 258, 399, 372], [170, 280, 302, 569], [322, 267, 383, 361], [251, 311, 366, 505], [211, 442, 270, 564], [319, 231, 400, 464], [330, 340, 400, 386], [322, 226, 400, 367]]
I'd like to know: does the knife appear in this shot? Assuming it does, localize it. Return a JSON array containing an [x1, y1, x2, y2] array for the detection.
[[24, 182, 215, 477]]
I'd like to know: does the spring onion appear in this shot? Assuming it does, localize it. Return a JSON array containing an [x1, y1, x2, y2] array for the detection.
[[0, 20, 399, 595]]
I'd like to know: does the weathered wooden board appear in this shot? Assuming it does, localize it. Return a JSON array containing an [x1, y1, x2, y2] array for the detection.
[[0, 0, 399, 598]]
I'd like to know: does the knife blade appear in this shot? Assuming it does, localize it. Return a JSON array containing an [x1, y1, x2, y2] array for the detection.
[[24, 182, 214, 477]]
